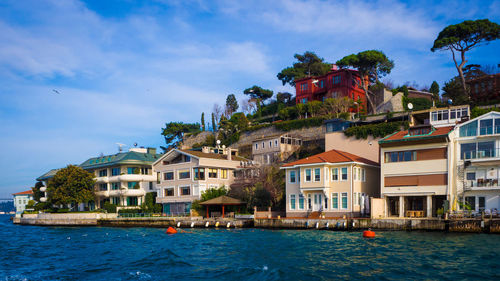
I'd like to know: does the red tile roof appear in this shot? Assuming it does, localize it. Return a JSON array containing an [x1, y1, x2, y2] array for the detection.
[[380, 125, 454, 143], [12, 190, 33, 196], [282, 149, 378, 167]]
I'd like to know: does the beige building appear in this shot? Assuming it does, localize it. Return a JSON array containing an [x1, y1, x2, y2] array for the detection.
[[379, 125, 456, 218], [252, 134, 302, 165], [153, 147, 247, 215], [282, 149, 379, 218]]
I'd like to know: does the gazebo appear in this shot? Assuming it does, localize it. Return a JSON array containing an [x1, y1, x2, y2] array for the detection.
[[199, 195, 245, 218]]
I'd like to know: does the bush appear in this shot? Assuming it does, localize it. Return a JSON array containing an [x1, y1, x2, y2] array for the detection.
[[103, 202, 117, 213], [405, 97, 432, 111], [56, 208, 70, 213], [118, 208, 142, 214], [344, 121, 409, 139], [274, 117, 325, 131]]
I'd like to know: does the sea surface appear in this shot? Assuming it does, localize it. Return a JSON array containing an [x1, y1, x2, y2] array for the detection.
[[1, 215, 499, 281]]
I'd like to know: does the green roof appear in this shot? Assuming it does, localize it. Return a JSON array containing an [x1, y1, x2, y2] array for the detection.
[[36, 168, 61, 181], [79, 151, 161, 169]]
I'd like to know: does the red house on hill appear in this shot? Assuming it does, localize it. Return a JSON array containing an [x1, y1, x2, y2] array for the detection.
[[294, 66, 367, 112]]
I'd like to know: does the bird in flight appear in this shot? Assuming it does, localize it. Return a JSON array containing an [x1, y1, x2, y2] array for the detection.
[[52, 89, 61, 94]]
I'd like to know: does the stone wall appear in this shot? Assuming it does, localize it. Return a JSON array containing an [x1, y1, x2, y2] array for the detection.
[[181, 131, 216, 149]]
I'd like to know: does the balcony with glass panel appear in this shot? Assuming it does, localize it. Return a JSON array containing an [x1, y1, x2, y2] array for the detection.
[[461, 142, 500, 163]]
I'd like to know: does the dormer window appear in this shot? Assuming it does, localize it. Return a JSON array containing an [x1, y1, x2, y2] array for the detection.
[[408, 125, 432, 136]]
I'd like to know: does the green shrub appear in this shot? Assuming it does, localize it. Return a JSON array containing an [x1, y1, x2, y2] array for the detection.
[[245, 123, 272, 132], [103, 202, 117, 213], [57, 208, 69, 213], [470, 106, 500, 119], [344, 121, 409, 139], [118, 208, 141, 214]]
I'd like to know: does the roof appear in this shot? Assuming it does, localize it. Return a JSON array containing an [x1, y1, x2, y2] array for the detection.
[[282, 149, 378, 167], [179, 149, 248, 162], [294, 68, 360, 83], [199, 195, 245, 205], [36, 168, 61, 181], [80, 151, 161, 169], [379, 125, 454, 145], [13, 190, 33, 196]]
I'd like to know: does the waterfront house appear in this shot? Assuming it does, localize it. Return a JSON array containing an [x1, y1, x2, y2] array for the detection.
[[252, 134, 302, 165], [282, 149, 379, 218], [152, 146, 248, 215], [12, 190, 33, 217], [454, 111, 500, 214], [379, 124, 456, 218], [79, 147, 160, 209]]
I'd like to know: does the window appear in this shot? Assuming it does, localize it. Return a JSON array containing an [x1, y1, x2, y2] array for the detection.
[[127, 167, 139, 174], [149, 182, 154, 190], [305, 169, 312, 182], [301, 98, 307, 104], [354, 193, 359, 206], [274, 140, 278, 147], [99, 169, 107, 177], [431, 110, 449, 121], [478, 197, 485, 211], [353, 168, 358, 181], [111, 168, 121, 176], [290, 194, 296, 210], [290, 170, 296, 183], [332, 193, 338, 209], [165, 188, 174, 197], [208, 168, 218, 178], [480, 119, 493, 135], [262, 142, 264, 149], [461, 143, 476, 159], [307, 194, 312, 209], [361, 168, 366, 182], [409, 126, 432, 136], [465, 196, 475, 211], [384, 151, 417, 162], [141, 168, 150, 175], [180, 186, 190, 196], [164, 171, 174, 181], [127, 197, 138, 206], [324, 196, 328, 209], [341, 193, 348, 209], [220, 169, 228, 179], [332, 168, 338, 181], [460, 120, 478, 137], [341, 167, 348, 181], [298, 194, 304, 209], [255, 143, 258, 150], [319, 80, 324, 88], [314, 168, 321, 182], [332, 75, 341, 85], [111, 197, 119, 205], [300, 83, 308, 91], [178, 169, 190, 179], [127, 182, 139, 189], [99, 183, 107, 191], [466, 172, 476, 180], [193, 168, 205, 180], [111, 182, 120, 190], [269, 141, 272, 148]]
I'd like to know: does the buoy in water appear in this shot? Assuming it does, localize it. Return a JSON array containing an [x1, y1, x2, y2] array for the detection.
[[325, 222, 329, 229], [226, 222, 231, 228], [363, 230, 375, 238], [215, 221, 220, 227], [315, 222, 319, 229], [166, 227, 177, 234], [177, 222, 181, 227], [190, 222, 195, 228]]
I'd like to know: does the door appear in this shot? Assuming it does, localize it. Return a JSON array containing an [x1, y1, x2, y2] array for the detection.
[[313, 193, 323, 211]]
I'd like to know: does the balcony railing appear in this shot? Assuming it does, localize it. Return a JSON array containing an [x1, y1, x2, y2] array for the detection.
[[465, 178, 500, 189], [462, 148, 500, 160]]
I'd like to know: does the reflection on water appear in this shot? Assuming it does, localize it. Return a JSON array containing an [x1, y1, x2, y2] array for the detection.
[[0, 215, 499, 280]]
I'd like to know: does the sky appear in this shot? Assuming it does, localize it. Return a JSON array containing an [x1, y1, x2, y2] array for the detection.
[[0, 0, 499, 197]]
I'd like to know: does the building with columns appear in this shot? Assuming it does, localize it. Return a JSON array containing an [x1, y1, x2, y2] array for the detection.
[[379, 124, 456, 218]]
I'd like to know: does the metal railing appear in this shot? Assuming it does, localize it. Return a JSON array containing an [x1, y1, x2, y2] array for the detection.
[[462, 148, 500, 160], [464, 178, 500, 189], [118, 212, 189, 218]]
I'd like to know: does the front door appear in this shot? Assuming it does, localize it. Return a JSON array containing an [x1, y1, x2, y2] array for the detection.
[[313, 193, 323, 211]]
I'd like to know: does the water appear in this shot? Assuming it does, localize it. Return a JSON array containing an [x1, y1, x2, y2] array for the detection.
[[1, 215, 499, 281]]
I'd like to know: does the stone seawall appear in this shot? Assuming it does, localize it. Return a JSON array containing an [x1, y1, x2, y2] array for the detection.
[[99, 218, 253, 228]]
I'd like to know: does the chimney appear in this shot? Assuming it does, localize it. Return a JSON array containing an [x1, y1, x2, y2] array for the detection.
[[202, 146, 210, 153], [226, 147, 232, 161]]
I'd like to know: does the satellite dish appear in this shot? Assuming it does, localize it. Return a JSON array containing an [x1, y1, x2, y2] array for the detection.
[[448, 99, 453, 105], [216, 140, 221, 145], [407, 103, 413, 110]]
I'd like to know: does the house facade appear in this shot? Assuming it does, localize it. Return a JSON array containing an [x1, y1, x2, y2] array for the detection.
[[379, 125, 456, 218], [252, 134, 302, 165], [467, 73, 500, 105], [282, 149, 379, 218], [153, 147, 247, 215], [13, 190, 34, 217], [294, 67, 367, 112], [454, 111, 500, 214], [79, 147, 160, 209]]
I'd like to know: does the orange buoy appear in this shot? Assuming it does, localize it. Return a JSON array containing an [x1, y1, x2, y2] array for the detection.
[[166, 227, 177, 234], [363, 230, 375, 238]]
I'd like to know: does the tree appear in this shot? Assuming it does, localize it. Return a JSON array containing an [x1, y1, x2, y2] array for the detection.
[[225, 94, 239, 117], [431, 19, 500, 96], [243, 86, 274, 110], [212, 103, 224, 127], [276, 92, 293, 105], [336, 50, 395, 114], [201, 186, 228, 201], [429, 81, 440, 101], [32, 181, 45, 202], [306, 101, 323, 117], [277, 51, 332, 86], [161, 122, 200, 149], [141, 192, 162, 213], [211, 113, 216, 132], [201, 112, 205, 131], [46, 165, 95, 207], [442, 77, 468, 105]]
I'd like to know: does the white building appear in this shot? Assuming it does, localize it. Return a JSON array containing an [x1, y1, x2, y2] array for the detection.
[[455, 111, 500, 214], [13, 190, 34, 217]]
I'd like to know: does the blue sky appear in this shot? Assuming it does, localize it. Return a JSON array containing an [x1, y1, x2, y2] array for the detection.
[[0, 0, 499, 197]]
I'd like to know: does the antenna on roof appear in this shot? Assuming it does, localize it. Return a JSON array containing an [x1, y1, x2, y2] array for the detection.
[[116, 143, 126, 152]]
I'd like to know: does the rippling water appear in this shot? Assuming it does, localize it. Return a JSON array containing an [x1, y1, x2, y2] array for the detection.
[[1, 215, 500, 280]]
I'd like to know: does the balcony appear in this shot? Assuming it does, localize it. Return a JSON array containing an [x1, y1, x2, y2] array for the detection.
[[462, 148, 500, 163], [464, 178, 500, 191]]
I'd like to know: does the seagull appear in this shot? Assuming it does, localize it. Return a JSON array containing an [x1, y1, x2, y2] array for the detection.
[[52, 89, 61, 94]]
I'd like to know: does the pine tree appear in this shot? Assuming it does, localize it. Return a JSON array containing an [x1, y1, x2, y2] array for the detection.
[[211, 113, 217, 132], [201, 112, 205, 131], [429, 81, 440, 101]]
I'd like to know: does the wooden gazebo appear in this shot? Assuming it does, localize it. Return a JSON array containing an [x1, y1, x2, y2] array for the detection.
[[199, 195, 245, 218]]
